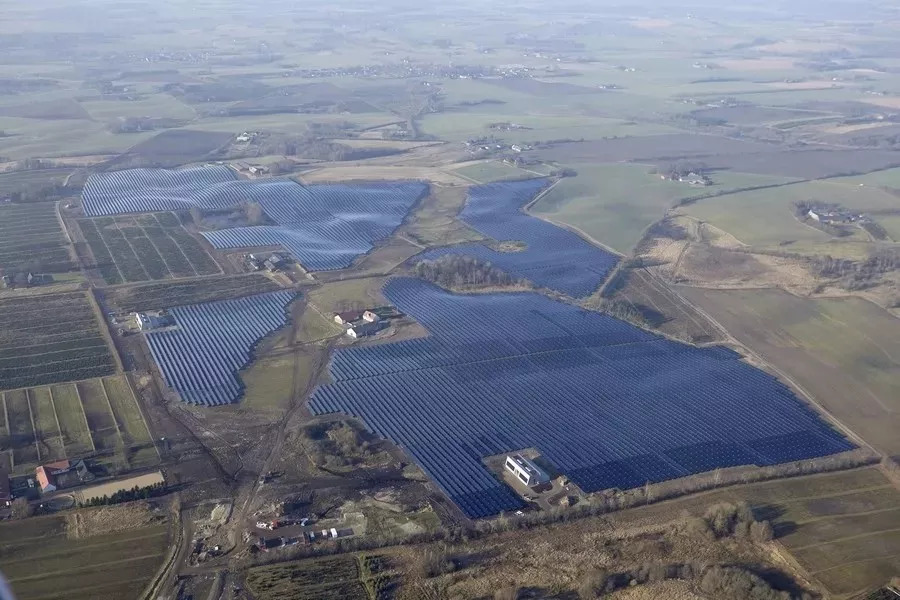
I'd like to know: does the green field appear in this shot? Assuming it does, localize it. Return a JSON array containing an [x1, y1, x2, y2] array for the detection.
[[678, 288, 900, 458], [0, 375, 156, 475], [79, 212, 220, 285], [0, 202, 74, 274], [452, 160, 539, 183], [675, 178, 900, 254], [0, 514, 170, 600], [0, 292, 115, 390], [532, 163, 796, 253]]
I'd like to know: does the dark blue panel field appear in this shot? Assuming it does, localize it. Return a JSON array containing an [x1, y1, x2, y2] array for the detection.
[[202, 182, 428, 271], [309, 278, 854, 518], [81, 166, 428, 271], [146, 290, 296, 405], [418, 179, 619, 297]]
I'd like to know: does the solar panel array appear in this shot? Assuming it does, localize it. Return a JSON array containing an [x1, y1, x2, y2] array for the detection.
[[82, 166, 239, 215], [82, 166, 428, 272], [146, 290, 297, 406], [418, 179, 619, 297], [202, 182, 428, 271], [309, 278, 855, 518]]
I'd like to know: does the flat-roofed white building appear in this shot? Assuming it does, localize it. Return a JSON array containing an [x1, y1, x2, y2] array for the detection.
[[505, 454, 550, 487]]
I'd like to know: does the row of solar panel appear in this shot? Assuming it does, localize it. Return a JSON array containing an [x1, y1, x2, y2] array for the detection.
[[417, 179, 620, 297], [146, 290, 297, 405], [81, 166, 427, 272], [309, 278, 855, 518]]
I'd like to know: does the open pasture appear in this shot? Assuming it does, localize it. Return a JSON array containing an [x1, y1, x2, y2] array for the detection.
[[674, 179, 890, 252], [79, 212, 220, 285], [0, 512, 170, 600], [452, 160, 540, 184], [0, 292, 115, 390], [310, 278, 854, 518], [0, 375, 155, 474], [532, 163, 796, 254], [0, 201, 74, 274], [419, 178, 620, 297], [678, 288, 900, 458], [146, 290, 297, 405]]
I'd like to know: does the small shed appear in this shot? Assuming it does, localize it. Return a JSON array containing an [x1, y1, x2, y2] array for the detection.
[[347, 321, 382, 339], [334, 310, 365, 325]]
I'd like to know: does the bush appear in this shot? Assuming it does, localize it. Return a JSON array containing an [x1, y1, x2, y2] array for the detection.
[[494, 587, 519, 600], [577, 568, 608, 599], [419, 546, 457, 578], [699, 566, 790, 600]]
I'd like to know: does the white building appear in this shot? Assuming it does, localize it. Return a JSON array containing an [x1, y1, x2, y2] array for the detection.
[[505, 454, 550, 487]]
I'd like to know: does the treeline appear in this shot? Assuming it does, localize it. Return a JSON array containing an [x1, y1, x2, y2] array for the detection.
[[78, 482, 167, 507], [811, 247, 900, 291], [413, 255, 525, 289], [4, 183, 71, 203], [247, 449, 877, 567]]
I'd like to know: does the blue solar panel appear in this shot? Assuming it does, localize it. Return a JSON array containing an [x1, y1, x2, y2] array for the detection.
[[309, 278, 855, 518], [145, 290, 297, 405], [417, 179, 620, 297], [81, 167, 428, 271]]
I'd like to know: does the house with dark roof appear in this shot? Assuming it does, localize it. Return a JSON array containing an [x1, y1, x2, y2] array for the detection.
[[346, 321, 384, 339]]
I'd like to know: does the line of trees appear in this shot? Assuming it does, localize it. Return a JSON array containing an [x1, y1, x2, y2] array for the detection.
[[78, 482, 166, 507]]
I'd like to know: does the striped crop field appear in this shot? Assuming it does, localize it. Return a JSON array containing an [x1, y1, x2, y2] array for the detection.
[[0, 375, 156, 475], [78, 212, 220, 285], [0, 292, 115, 391]]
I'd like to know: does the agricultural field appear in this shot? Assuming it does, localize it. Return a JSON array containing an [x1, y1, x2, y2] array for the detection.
[[79, 212, 220, 285], [0, 201, 74, 274], [310, 278, 854, 518], [678, 288, 900, 457], [146, 290, 297, 405], [532, 163, 796, 254], [0, 374, 156, 474], [106, 128, 234, 168], [103, 273, 283, 312], [0, 508, 171, 600], [0, 292, 115, 390], [246, 554, 378, 600], [0, 168, 70, 195]]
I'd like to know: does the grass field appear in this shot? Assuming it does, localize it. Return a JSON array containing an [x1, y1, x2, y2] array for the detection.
[[0, 168, 70, 194], [103, 273, 282, 312], [0, 513, 170, 600], [0, 375, 156, 475], [0, 201, 74, 274], [79, 212, 220, 285], [452, 160, 540, 184], [0, 292, 115, 390], [678, 288, 900, 458], [533, 163, 796, 254], [675, 178, 900, 254]]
